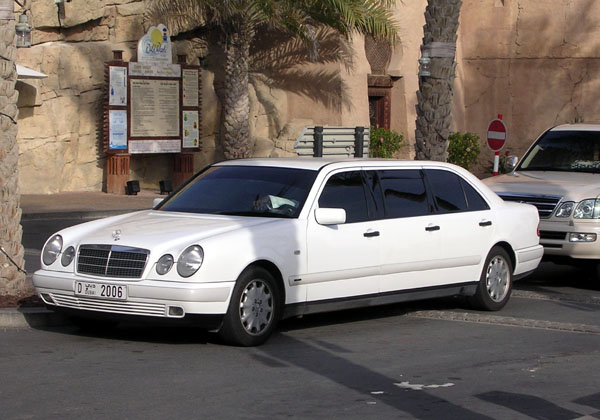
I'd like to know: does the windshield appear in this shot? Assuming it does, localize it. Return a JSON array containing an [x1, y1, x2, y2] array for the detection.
[[518, 130, 600, 173], [158, 165, 318, 218]]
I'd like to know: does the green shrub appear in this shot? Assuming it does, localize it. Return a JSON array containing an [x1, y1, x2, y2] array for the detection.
[[447, 132, 481, 170], [369, 126, 404, 158]]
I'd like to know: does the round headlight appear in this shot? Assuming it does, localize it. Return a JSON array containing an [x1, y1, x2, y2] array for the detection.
[[177, 245, 204, 278], [574, 199, 600, 219], [555, 201, 574, 218], [156, 254, 174, 275], [42, 235, 63, 266], [61, 246, 75, 267]]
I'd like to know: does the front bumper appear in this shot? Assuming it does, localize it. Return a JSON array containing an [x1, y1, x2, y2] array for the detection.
[[33, 269, 235, 320], [538, 219, 600, 260]]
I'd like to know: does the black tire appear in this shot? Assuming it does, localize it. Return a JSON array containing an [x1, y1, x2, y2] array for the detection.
[[468, 246, 513, 311], [219, 267, 281, 346], [69, 315, 119, 332]]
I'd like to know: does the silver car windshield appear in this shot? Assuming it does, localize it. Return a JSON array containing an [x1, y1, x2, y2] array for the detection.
[[157, 165, 318, 218], [518, 130, 600, 173]]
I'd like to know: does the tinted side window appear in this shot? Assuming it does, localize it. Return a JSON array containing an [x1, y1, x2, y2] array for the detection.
[[425, 170, 468, 213], [378, 170, 430, 218], [461, 179, 490, 211], [319, 171, 369, 223]]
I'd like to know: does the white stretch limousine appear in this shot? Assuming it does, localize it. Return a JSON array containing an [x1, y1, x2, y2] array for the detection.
[[34, 159, 543, 346]]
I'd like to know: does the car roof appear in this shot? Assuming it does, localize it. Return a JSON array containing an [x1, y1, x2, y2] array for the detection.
[[551, 123, 600, 131], [214, 158, 458, 171]]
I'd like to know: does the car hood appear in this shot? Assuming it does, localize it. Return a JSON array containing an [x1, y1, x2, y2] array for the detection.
[[61, 210, 280, 251], [483, 171, 600, 201]]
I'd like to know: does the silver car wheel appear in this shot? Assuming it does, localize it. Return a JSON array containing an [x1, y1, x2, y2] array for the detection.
[[239, 279, 273, 336], [485, 255, 510, 302]]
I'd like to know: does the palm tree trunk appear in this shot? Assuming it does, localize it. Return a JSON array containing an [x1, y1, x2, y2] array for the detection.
[[0, 20, 26, 296], [222, 25, 252, 159], [415, 0, 462, 161]]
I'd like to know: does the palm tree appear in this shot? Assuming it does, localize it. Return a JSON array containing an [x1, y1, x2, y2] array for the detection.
[[146, 0, 398, 159], [415, 0, 462, 161], [0, 19, 26, 297]]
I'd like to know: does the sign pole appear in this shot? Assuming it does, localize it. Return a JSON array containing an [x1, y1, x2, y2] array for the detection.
[[487, 114, 507, 177], [493, 114, 502, 176]]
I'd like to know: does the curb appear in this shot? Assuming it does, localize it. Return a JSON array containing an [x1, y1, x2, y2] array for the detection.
[[21, 208, 149, 221], [0, 308, 70, 329]]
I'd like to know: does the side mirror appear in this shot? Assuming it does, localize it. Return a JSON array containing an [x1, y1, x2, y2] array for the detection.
[[315, 208, 346, 225], [153, 198, 164, 208], [504, 156, 518, 172]]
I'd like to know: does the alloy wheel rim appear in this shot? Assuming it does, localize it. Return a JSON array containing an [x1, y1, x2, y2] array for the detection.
[[239, 279, 273, 335], [486, 256, 510, 302]]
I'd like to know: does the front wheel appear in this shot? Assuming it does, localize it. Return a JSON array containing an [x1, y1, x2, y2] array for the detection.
[[219, 267, 281, 346], [468, 246, 513, 311]]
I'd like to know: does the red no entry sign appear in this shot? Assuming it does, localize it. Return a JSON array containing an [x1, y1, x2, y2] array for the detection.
[[487, 118, 507, 152]]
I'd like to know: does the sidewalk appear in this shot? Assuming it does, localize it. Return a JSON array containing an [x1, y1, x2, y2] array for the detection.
[[20, 189, 164, 219], [1, 190, 166, 329]]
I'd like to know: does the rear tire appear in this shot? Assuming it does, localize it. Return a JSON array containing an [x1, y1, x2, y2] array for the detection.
[[218, 267, 281, 346], [468, 246, 513, 311]]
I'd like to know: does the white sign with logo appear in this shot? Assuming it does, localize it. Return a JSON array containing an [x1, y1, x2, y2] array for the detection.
[[137, 24, 172, 64]]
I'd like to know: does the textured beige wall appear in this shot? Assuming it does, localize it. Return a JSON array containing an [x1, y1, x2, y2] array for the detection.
[[456, 0, 600, 175]]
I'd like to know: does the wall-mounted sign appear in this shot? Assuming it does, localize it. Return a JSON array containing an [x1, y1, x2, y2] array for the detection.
[[137, 24, 172, 64], [183, 111, 199, 148], [108, 110, 127, 150], [183, 69, 199, 107], [109, 66, 127, 106], [130, 79, 180, 138], [129, 140, 181, 154], [129, 62, 181, 78], [104, 25, 201, 156]]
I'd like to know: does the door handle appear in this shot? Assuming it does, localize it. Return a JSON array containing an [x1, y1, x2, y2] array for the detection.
[[425, 225, 440, 232], [479, 221, 493, 227], [364, 231, 380, 238]]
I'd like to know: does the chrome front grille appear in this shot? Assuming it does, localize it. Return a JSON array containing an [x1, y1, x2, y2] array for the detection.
[[77, 245, 149, 279], [497, 193, 563, 219], [50, 293, 166, 317]]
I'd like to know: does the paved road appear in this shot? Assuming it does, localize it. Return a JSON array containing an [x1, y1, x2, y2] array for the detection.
[[8, 216, 598, 419]]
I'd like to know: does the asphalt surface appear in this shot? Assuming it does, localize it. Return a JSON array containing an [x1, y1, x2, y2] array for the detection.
[[1, 286, 599, 420]]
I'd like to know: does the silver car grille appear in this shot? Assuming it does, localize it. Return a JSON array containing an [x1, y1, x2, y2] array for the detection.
[[77, 245, 150, 279], [49, 293, 166, 317], [497, 193, 563, 219]]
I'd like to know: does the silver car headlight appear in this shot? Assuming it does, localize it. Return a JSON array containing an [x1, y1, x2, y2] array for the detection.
[[555, 201, 574, 218], [177, 245, 204, 278], [42, 235, 63, 266], [574, 199, 600, 219], [156, 254, 174, 275], [61, 246, 76, 267]]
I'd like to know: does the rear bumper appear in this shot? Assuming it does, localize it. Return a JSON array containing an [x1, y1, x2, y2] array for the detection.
[[33, 269, 235, 320], [514, 244, 544, 277]]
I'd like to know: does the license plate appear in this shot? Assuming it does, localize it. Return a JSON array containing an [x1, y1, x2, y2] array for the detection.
[[75, 281, 127, 301]]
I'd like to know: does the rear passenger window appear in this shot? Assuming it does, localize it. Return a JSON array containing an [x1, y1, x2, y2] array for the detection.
[[426, 170, 467, 212], [461, 179, 490, 211], [378, 170, 430, 218], [425, 169, 489, 213], [319, 171, 369, 223]]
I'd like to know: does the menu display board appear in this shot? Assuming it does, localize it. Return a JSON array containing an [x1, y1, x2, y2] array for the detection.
[[104, 60, 201, 154], [130, 79, 180, 138]]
